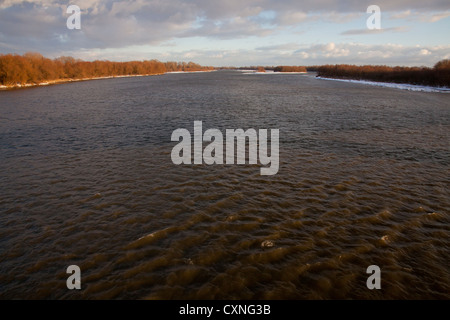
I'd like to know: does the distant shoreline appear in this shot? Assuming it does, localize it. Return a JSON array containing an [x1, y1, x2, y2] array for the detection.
[[315, 62, 450, 89], [238, 70, 308, 74], [0, 71, 216, 90]]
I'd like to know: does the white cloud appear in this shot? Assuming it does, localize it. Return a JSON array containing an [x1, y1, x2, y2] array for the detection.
[[325, 42, 335, 51]]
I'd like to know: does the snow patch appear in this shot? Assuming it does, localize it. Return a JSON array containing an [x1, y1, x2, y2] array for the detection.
[[317, 76, 450, 93]]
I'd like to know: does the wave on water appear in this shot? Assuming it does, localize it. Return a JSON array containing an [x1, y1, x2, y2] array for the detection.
[[316, 76, 450, 93]]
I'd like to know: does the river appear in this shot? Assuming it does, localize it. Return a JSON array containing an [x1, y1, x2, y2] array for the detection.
[[0, 71, 449, 299]]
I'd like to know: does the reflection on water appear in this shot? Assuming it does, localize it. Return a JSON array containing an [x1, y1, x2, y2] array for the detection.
[[0, 71, 449, 299]]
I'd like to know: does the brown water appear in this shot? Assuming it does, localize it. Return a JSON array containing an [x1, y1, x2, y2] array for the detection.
[[0, 71, 449, 299]]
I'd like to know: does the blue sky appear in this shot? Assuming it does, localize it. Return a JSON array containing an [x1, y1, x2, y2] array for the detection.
[[0, 0, 449, 66]]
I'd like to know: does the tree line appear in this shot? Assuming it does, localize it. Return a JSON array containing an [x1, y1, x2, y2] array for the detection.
[[0, 52, 214, 86], [316, 61, 450, 87], [218, 66, 307, 72], [273, 66, 307, 72]]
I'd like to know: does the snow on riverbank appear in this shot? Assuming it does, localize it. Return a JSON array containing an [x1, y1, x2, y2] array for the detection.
[[0, 73, 166, 90], [0, 71, 218, 90], [317, 76, 450, 93]]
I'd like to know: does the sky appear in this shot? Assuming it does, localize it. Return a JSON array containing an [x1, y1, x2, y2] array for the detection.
[[0, 0, 449, 67]]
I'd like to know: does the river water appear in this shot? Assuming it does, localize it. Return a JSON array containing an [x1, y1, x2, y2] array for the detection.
[[0, 71, 449, 299]]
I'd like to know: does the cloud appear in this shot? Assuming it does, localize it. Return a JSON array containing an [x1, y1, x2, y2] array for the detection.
[[419, 11, 450, 22], [301, 42, 351, 58], [390, 10, 412, 19], [419, 49, 431, 56], [180, 16, 273, 39], [215, 43, 449, 66], [0, 0, 449, 66], [276, 11, 310, 25], [341, 26, 410, 35], [288, 43, 450, 66], [255, 43, 302, 51], [57, 42, 450, 68], [321, 11, 361, 23], [1, 0, 449, 51], [0, 0, 202, 51], [389, 9, 450, 22]]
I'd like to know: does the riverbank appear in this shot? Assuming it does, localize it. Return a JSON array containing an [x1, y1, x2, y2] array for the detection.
[[317, 76, 450, 93], [316, 62, 450, 88], [0, 70, 216, 90], [0, 53, 215, 90], [0, 73, 165, 90]]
